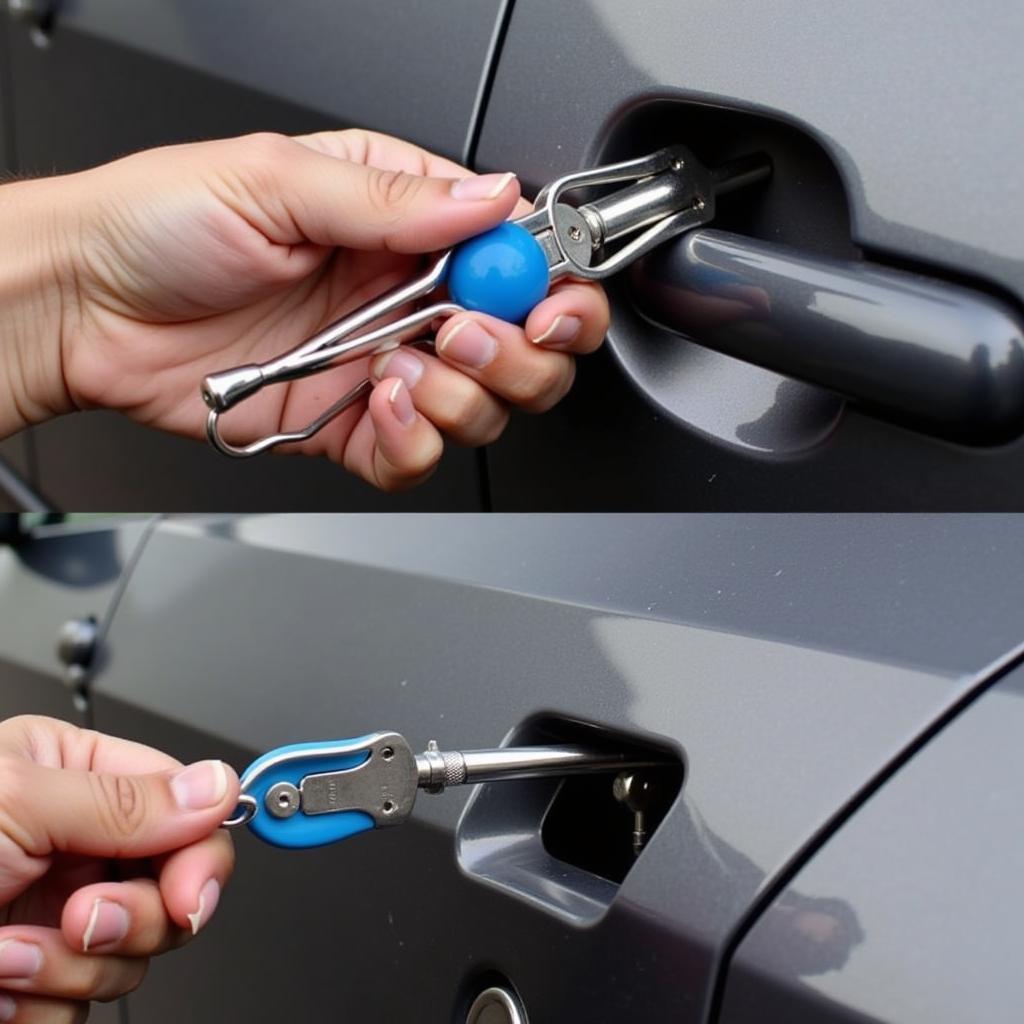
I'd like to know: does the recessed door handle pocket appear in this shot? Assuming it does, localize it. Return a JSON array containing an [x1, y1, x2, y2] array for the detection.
[[457, 716, 683, 923], [629, 229, 1024, 445]]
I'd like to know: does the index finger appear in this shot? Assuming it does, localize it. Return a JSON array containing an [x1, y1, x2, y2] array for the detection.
[[293, 129, 535, 219], [293, 128, 471, 179]]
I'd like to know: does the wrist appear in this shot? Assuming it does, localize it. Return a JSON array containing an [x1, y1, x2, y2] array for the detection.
[[0, 176, 79, 438]]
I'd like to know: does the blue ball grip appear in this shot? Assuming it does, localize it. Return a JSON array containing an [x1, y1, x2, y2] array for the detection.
[[446, 222, 550, 324]]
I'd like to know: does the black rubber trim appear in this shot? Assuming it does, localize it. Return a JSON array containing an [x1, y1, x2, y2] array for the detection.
[[462, 0, 516, 512], [462, 0, 516, 169]]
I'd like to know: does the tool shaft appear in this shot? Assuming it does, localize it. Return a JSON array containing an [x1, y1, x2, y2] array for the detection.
[[582, 168, 692, 246], [415, 744, 659, 791]]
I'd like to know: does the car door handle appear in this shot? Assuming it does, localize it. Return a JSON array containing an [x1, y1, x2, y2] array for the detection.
[[629, 229, 1024, 445]]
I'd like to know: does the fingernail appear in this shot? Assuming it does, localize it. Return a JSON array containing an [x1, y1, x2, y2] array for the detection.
[[0, 994, 14, 1021], [450, 171, 516, 201], [187, 878, 221, 936], [0, 941, 42, 980], [388, 379, 417, 427], [171, 760, 228, 811], [82, 898, 130, 952], [438, 320, 498, 368], [372, 348, 423, 389], [531, 314, 582, 347]]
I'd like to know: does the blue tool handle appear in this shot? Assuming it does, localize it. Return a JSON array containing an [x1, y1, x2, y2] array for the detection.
[[239, 737, 376, 849], [446, 222, 550, 324]]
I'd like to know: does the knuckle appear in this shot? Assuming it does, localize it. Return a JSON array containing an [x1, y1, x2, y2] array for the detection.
[[442, 391, 510, 447], [0, 757, 31, 800], [64, 957, 108, 1001], [86, 957, 111, 998], [235, 133, 292, 190], [376, 476, 404, 494], [91, 772, 147, 842], [509, 357, 573, 410], [455, 405, 509, 447], [420, 432, 445, 473], [0, 714, 39, 734], [341, 441, 362, 479], [366, 168, 420, 217], [436, 381, 489, 433], [334, 128, 372, 162], [240, 131, 291, 163], [118, 958, 150, 997], [64, 1002, 92, 1024], [479, 406, 511, 445], [379, 435, 443, 493]]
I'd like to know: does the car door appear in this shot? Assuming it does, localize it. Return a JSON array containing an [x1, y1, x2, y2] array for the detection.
[[0, 514, 154, 719], [86, 514, 1024, 1022], [718, 655, 1024, 1024], [474, 0, 1024, 510], [0, 0, 507, 511]]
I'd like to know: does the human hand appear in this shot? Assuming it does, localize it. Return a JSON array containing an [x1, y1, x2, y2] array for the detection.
[[5, 129, 609, 490], [0, 716, 239, 1022]]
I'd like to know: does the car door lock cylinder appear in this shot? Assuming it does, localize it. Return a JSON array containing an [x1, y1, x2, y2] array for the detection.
[[222, 731, 663, 849], [200, 146, 770, 457]]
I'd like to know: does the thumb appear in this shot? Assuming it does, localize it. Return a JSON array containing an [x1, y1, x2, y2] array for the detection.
[[240, 135, 521, 253], [1, 758, 239, 860]]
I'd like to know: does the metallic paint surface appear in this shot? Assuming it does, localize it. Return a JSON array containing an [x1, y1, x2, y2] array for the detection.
[[0, 520, 151, 678], [80, 515, 1024, 1022], [479, 0, 1024, 299], [475, 0, 1024, 508], [54, 0, 504, 159], [720, 661, 1024, 1024]]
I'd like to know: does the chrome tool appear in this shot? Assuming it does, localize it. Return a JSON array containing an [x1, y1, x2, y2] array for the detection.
[[201, 146, 769, 457]]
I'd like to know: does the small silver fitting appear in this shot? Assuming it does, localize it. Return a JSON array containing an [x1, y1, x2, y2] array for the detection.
[[201, 364, 265, 412], [416, 740, 466, 793], [265, 781, 301, 819]]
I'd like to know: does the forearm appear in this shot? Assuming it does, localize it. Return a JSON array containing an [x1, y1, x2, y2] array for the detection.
[[0, 176, 76, 439]]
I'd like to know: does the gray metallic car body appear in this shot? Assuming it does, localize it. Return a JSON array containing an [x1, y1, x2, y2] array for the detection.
[[1, 1, 1023, 509], [1, 514, 1022, 1022]]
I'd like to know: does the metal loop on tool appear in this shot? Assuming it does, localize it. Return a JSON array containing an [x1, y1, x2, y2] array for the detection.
[[222, 793, 258, 829], [200, 252, 457, 459], [206, 379, 375, 459]]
